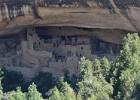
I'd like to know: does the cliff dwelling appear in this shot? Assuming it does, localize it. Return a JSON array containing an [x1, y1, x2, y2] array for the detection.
[[0, 26, 128, 78], [0, 0, 139, 79]]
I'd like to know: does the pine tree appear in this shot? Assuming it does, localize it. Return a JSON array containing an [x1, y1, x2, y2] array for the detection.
[[79, 57, 93, 82], [93, 59, 101, 74], [60, 82, 76, 100], [49, 78, 77, 100], [8, 87, 26, 100], [78, 57, 113, 100], [49, 87, 62, 100], [112, 33, 140, 99], [100, 57, 111, 81], [27, 83, 43, 100]]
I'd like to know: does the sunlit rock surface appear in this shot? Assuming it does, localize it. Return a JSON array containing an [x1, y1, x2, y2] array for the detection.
[[0, 0, 139, 34]]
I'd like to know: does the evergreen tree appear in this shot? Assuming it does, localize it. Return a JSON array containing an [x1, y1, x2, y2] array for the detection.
[[49, 87, 62, 100], [78, 57, 113, 100], [79, 57, 93, 81], [78, 75, 113, 100], [112, 33, 140, 99], [49, 77, 77, 100], [78, 57, 94, 99], [60, 81, 76, 100], [93, 59, 101, 74], [100, 57, 111, 81], [27, 83, 43, 100], [8, 87, 26, 100]]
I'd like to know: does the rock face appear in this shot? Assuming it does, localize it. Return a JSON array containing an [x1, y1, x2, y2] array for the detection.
[[0, 0, 139, 33], [0, 0, 139, 79]]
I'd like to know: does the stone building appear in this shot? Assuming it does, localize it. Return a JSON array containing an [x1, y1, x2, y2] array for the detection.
[[0, 0, 139, 79], [0, 26, 124, 79]]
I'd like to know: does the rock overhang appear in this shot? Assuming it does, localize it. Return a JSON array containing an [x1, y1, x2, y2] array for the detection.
[[0, 0, 139, 35]]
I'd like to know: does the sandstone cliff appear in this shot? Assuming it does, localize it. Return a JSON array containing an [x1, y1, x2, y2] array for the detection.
[[0, 0, 139, 35]]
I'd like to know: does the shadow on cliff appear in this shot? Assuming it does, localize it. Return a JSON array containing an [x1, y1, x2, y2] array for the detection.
[[94, 0, 115, 13], [114, 0, 140, 9], [31, 3, 42, 19]]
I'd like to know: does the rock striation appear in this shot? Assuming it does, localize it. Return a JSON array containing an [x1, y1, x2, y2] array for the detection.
[[0, 0, 139, 34]]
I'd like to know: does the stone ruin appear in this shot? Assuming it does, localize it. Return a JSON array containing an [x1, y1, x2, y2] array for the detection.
[[0, 26, 124, 79], [0, 0, 139, 79]]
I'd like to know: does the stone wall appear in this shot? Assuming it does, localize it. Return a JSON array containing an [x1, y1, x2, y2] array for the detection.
[[0, 26, 123, 79]]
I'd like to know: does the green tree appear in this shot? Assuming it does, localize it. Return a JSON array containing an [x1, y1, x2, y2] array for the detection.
[[112, 33, 140, 99], [60, 81, 76, 100], [49, 78, 77, 100], [100, 57, 111, 81], [8, 87, 26, 100], [78, 57, 94, 99], [27, 83, 43, 100], [78, 57, 113, 100], [93, 59, 101, 74], [78, 75, 113, 100], [79, 57, 93, 81], [49, 87, 62, 100]]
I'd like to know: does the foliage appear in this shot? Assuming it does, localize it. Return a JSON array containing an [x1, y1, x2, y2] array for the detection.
[[79, 57, 93, 81], [8, 87, 26, 100], [60, 81, 76, 100], [100, 57, 111, 81], [112, 33, 140, 99], [27, 83, 43, 100], [49, 87, 62, 100], [78, 57, 113, 100], [49, 78, 77, 100]]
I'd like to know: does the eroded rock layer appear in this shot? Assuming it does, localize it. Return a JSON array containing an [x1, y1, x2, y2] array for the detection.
[[0, 0, 139, 33]]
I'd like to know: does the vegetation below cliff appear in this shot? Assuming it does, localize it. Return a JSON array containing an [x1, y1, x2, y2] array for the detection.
[[0, 33, 139, 100]]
